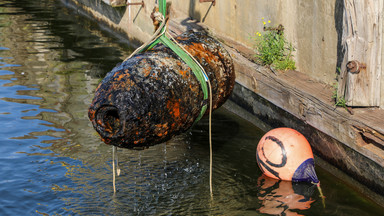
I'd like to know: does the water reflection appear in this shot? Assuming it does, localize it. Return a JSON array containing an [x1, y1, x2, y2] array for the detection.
[[257, 175, 316, 216], [0, 0, 131, 215]]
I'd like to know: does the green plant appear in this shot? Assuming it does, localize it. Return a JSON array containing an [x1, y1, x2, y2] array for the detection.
[[333, 94, 347, 108], [332, 81, 348, 110], [273, 44, 295, 70], [253, 20, 296, 71]]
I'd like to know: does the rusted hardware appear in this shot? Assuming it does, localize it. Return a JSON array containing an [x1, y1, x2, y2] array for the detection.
[[89, 31, 235, 149], [346, 60, 366, 74], [126, 0, 144, 7], [264, 24, 284, 35], [199, 0, 216, 6]]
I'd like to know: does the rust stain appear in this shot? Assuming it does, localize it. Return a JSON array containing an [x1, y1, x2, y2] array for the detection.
[[184, 42, 217, 65], [101, 137, 109, 144], [173, 101, 180, 118], [155, 123, 169, 137], [217, 51, 224, 59], [116, 78, 134, 91], [157, 131, 169, 137], [155, 123, 168, 129], [96, 83, 102, 89], [167, 100, 181, 118], [182, 113, 188, 120], [89, 110, 96, 121], [134, 138, 145, 145], [116, 74, 125, 81], [179, 70, 188, 78], [142, 66, 152, 77], [104, 123, 113, 133], [175, 36, 189, 41]]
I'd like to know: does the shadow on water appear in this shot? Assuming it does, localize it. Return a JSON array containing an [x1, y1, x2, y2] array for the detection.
[[0, 0, 383, 215]]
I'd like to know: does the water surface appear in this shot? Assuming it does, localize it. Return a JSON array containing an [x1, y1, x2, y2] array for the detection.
[[0, 0, 383, 215]]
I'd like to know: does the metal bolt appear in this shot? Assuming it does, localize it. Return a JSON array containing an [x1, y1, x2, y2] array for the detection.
[[199, 0, 216, 6], [347, 60, 366, 74], [126, 0, 144, 7]]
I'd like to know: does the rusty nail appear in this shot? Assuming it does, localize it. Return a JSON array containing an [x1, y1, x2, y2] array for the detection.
[[346, 60, 366, 74], [199, 0, 216, 6], [126, 0, 144, 7]]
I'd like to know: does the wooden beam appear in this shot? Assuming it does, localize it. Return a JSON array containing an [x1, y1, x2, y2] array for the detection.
[[338, 0, 383, 107]]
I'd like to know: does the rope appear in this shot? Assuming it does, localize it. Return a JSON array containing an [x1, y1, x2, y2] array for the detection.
[[112, 146, 121, 194], [112, 146, 116, 194], [167, 32, 214, 197], [208, 81, 213, 198], [123, 14, 167, 61], [312, 181, 326, 208]]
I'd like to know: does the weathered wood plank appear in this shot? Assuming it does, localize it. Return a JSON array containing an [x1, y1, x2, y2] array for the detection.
[[338, 0, 383, 107]]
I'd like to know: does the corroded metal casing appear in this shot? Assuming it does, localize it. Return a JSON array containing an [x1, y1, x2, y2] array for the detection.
[[89, 31, 235, 148]]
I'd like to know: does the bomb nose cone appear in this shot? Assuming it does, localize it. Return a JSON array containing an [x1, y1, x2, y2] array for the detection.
[[95, 105, 124, 139]]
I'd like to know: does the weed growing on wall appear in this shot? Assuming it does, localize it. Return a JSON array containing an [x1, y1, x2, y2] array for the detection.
[[332, 83, 347, 109], [253, 19, 296, 71], [332, 68, 348, 110]]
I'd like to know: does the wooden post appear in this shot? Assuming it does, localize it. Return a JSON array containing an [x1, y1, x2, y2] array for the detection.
[[338, 0, 383, 107]]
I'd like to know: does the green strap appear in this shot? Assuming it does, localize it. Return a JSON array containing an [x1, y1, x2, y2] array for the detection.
[[139, 0, 208, 123], [158, 35, 209, 122], [159, 0, 166, 18]]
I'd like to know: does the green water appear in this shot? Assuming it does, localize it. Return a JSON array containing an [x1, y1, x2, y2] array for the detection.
[[0, 0, 383, 215]]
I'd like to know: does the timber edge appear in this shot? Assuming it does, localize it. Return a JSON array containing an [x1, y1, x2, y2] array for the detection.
[[63, 0, 384, 205]]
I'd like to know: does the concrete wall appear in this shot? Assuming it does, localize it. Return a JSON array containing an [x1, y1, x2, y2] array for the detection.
[[168, 0, 339, 85], [88, 0, 384, 108], [122, 0, 340, 85]]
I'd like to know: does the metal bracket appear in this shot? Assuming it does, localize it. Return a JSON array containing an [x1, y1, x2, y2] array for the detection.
[[199, 0, 216, 6], [126, 0, 144, 7]]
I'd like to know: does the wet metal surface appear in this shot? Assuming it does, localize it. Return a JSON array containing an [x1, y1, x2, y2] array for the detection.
[[89, 31, 235, 148], [0, 0, 383, 215]]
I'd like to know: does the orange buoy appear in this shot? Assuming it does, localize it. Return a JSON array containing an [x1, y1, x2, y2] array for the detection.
[[256, 127, 319, 183]]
